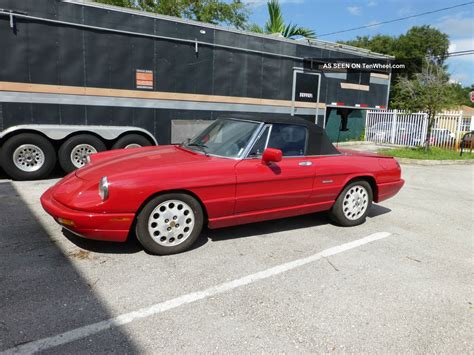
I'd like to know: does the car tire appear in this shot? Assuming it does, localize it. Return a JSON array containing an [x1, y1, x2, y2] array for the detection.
[[58, 134, 106, 173], [0, 133, 57, 181], [112, 134, 153, 150], [329, 180, 373, 227], [135, 193, 204, 255]]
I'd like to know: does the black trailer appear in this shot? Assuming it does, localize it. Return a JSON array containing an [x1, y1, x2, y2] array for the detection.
[[0, 0, 393, 179]]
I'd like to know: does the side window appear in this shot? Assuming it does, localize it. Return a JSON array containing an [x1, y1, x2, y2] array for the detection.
[[248, 125, 270, 157], [267, 124, 307, 156]]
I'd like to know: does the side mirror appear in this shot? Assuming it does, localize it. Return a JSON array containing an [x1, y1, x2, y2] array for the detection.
[[262, 148, 282, 164]]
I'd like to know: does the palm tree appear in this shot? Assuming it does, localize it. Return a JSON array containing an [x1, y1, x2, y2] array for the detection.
[[249, 0, 315, 39]]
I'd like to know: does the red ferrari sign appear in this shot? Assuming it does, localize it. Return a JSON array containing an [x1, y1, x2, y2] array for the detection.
[[470, 91, 474, 103]]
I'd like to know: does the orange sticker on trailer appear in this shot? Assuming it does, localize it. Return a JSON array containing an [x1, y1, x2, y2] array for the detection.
[[136, 69, 153, 90]]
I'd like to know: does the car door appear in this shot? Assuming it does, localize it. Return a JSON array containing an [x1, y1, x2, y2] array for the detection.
[[234, 123, 316, 214]]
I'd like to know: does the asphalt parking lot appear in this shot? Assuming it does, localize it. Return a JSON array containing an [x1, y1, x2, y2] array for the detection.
[[0, 163, 473, 354]]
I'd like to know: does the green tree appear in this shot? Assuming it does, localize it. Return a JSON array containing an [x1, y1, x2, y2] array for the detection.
[[340, 26, 449, 76], [340, 26, 450, 105], [342, 34, 396, 55], [451, 83, 474, 108], [249, 0, 315, 39], [393, 60, 457, 150], [94, 0, 249, 29]]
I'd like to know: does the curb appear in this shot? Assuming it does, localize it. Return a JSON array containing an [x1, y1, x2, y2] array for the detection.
[[335, 141, 372, 146], [394, 157, 474, 166]]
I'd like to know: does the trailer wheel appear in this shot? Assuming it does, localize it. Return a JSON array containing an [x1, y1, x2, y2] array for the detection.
[[58, 134, 106, 173], [112, 134, 153, 150], [0, 133, 56, 180]]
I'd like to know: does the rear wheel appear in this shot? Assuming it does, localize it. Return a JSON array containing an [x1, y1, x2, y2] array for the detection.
[[135, 193, 204, 255], [329, 180, 373, 227], [0, 133, 56, 180], [58, 134, 106, 173], [112, 134, 152, 150]]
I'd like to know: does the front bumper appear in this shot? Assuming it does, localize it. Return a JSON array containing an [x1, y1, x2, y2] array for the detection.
[[40, 187, 135, 242], [376, 179, 405, 202]]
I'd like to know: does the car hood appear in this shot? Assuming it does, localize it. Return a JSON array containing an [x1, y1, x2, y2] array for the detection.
[[76, 145, 206, 181]]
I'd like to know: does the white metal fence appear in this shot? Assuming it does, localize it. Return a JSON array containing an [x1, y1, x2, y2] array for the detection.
[[365, 109, 474, 150]]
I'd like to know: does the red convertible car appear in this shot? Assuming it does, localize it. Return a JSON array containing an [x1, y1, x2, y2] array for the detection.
[[41, 116, 404, 255]]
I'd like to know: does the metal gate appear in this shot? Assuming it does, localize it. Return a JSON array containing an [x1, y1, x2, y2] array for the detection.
[[365, 109, 470, 149]]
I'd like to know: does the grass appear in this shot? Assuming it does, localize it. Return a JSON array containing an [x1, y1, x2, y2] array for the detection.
[[379, 147, 474, 160]]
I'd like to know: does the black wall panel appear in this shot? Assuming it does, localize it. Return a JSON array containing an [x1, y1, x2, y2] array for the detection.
[[26, 0, 57, 18], [108, 106, 134, 126], [368, 84, 388, 106], [27, 21, 59, 85], [228, 51, 247, 97], [85, 106, 113, 126], [132, 108, 155, 138], [247, 35, 265, 52], [60, 105, 87, 125], [0, 0, 29, 12], [193, 44, 214, 95], [154, 40, 177, 92], [212, 47, 232, 96], [31, 104, 60, 125], [0, 18, 29, 83], [173, 42, 200, 94], [155, 17, 178, 38], [57, 1, 84, 23], [2, 103, 32, 128], [58, 26, 85, 86], [262, 55, 280, 100], [245, 53, 263, 99], [108, 32, 133, 90], [84, 29, 110, 88]]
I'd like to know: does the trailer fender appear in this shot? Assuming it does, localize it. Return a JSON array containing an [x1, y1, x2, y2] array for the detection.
[[0, 125, 158, 145]]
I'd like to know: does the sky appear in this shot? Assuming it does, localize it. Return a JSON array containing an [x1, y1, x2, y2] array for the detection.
[[243, 0, 474, 86]]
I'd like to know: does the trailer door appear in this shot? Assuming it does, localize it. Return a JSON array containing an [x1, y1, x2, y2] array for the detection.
[[291, 70, 322, 125]]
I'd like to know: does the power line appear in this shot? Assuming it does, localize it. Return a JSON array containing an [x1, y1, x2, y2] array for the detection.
[[432, 50, 474, 58], [445, 51, 474, 58], [318, 1, 474, 37]]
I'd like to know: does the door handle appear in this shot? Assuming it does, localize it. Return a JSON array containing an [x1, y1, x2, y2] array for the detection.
[[298, 161, 313, 166]]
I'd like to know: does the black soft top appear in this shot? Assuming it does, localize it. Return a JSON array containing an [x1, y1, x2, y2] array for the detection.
[[222, 114, 340, 156]]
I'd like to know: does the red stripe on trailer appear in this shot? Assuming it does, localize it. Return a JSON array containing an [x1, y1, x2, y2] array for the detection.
[[375, 105, 386, 109], [355, 103, 368, 108], [331, 102, 345, 106]]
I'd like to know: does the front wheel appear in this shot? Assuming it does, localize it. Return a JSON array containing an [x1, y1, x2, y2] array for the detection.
[[135, 193, 204, 255], [329, 180, 373, 227]]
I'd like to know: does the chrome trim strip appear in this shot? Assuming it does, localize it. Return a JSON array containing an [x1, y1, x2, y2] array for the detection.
[[240, 122, 266, 159], [244, 124, 271, 159], [0, 91, 318, 116]]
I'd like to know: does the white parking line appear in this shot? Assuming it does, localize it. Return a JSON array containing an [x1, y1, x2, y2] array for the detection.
[[2, 232, 391, 354]]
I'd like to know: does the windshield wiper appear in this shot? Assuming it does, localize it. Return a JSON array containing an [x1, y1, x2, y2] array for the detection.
[[186, 143, 209, 156]]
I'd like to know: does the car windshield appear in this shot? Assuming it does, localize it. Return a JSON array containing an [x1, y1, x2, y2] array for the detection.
[[184, 119, 260, 158]]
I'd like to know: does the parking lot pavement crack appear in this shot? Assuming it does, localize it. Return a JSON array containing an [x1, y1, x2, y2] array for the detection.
[[325, 258, 340, 271]]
